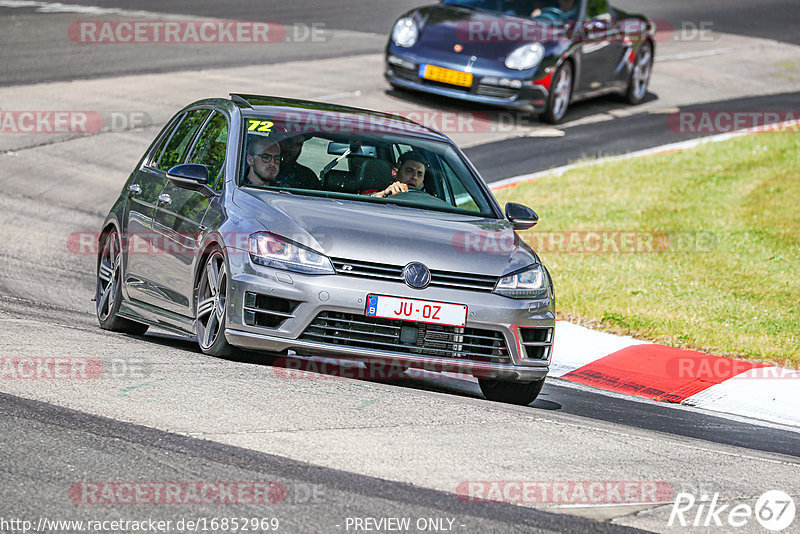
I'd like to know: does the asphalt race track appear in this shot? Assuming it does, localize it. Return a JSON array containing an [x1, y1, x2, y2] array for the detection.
[[1, 1, 799, 533]]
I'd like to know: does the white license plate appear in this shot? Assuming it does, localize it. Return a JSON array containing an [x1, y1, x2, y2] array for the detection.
[[366, 295, 467, 327]]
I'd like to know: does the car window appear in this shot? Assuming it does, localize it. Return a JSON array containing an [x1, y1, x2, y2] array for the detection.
[[187, 111, 228, 190], [239, 114, 498, 218], [148, 113, 184, 167], [156, 109, 211, 172], [586, 0, 610, 19]]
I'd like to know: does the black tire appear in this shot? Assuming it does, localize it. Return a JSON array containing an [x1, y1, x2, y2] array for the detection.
[[478, 378, 545, 406], [195, 247, 235, 357], [541, 61, 573, 124], [625, 41, 653, 105], [96, 229, 149, 335]]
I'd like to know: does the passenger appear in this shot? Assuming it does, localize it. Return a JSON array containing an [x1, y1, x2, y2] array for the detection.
[[277, 134, 318, 189], [370, 151, 428, 198], [243, 137, 281, 186]]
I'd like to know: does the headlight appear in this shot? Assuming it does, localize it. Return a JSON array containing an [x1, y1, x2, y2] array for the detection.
[[248, 232, 334, 275], [505, 43, 545, 70], [494, 265, 548, 298], [392, 17, 419, 48]]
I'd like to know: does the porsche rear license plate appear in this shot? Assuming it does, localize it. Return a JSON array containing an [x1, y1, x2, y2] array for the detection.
[[421, 64, 474, 88], [366, 295, 467, 327]]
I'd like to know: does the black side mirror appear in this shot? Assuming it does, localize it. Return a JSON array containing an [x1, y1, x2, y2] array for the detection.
[[167, 164, 217, 197], [505, 202, 539, 230]]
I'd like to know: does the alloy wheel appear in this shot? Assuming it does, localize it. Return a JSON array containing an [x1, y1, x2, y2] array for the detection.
[[196, 252, 227, 350]]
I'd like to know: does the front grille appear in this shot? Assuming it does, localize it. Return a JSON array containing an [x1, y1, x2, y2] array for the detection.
[[518, 327, 553, 360], [243, 292, 299, 328], [390, 66, 418, 82], [300, 312, 511, 364], [476, 84, 518, 99], [331, 258, 499, 293], [423, 79, 472, 92]]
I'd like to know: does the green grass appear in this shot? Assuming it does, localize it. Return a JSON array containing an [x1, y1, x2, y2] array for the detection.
[[494, 132, 800, 366]]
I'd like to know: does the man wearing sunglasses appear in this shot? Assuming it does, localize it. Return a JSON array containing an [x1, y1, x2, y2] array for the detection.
[[243, 136, 281, 186]]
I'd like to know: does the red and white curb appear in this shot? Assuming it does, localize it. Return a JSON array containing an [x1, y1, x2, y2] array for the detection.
[[490, 119, 800, 429], [550, 320, 800, 428]]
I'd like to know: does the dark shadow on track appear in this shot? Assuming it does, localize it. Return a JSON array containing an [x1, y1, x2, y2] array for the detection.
[[134, 330, 800, 458]]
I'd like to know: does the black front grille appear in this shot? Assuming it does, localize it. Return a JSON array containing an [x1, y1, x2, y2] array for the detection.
[[476, 84, 518, 99], [300, 312, 511, 364], [423, 79, 472, 92], [331, 258, 499, 293], [518, 327, 553, 360], [391, 66, 418, 82], [243, 292, 299, 328]]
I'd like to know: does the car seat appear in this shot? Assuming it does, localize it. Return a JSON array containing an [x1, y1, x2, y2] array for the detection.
[[357, 158, 394, 194]]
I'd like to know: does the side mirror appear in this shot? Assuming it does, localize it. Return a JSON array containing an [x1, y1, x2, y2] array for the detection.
[[505, 202, 539, 230], [167, 164, 217, 197]]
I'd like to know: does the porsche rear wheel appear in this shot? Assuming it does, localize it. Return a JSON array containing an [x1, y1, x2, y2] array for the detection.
[[541, 62, 573, 124], [196, 248, 234, 357], [479, 378, 545, 406], [96, 229, 149, 335]]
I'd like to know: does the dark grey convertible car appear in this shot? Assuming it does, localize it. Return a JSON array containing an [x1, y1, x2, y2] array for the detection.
[[96, 94, 555, 405]]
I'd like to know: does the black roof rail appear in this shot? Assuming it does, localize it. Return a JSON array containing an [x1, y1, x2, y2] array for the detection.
[[229, 94, 253, 108]]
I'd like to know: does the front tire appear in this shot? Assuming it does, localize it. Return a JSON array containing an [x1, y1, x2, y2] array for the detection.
[[626, 42, 653, 105], [196, 248, 234, 357], [96, 229, 149, 335], [479, 378, 545, 406], [541, 61, 573, 124]]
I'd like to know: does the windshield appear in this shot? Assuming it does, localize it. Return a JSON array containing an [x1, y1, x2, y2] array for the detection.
[[239, 114, 499, 218], [442, 0, 578, 21]]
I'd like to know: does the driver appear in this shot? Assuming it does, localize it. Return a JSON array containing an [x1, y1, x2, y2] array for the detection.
[[370, 151, 428, 198], [243, 136, 281, 186]]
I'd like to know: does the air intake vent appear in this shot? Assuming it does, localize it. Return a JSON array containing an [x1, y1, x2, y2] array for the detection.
[[243, 292, 299, 328], [518, 327, 553, 360]]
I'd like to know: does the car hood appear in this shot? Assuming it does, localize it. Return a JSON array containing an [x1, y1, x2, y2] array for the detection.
[[414, 5, 562, 58], [232, 188, 541, 277]]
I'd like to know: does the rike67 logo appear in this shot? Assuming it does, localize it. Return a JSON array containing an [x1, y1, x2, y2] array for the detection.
[[669, 490, 796, 531]]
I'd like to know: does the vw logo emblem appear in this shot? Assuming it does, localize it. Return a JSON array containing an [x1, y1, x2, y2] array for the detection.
[[403, 262, 431, 289]]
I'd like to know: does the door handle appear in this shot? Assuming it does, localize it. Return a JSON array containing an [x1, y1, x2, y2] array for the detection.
[[157, 193, 172, 206], [128, 184, 142, 196]]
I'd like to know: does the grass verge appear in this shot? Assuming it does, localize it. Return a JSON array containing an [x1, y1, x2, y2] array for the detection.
[[494, 131, 800, 367]]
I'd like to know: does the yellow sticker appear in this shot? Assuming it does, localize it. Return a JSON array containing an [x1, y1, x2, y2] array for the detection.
[[247, 120, 274, 132]]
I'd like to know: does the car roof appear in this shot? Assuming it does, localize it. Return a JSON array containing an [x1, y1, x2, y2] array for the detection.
[[182, 94, 451, 142]]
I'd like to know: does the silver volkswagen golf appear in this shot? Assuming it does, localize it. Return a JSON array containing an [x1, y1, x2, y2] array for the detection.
[[96, 94, 555, 405]]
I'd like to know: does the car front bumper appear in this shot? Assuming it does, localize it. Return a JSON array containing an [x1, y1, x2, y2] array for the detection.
[[224, 251, 554, 383], [384, 53, 550, 113]]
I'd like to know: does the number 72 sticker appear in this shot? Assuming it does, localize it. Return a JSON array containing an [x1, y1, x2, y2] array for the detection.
[[247, 120, 274, 132]]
